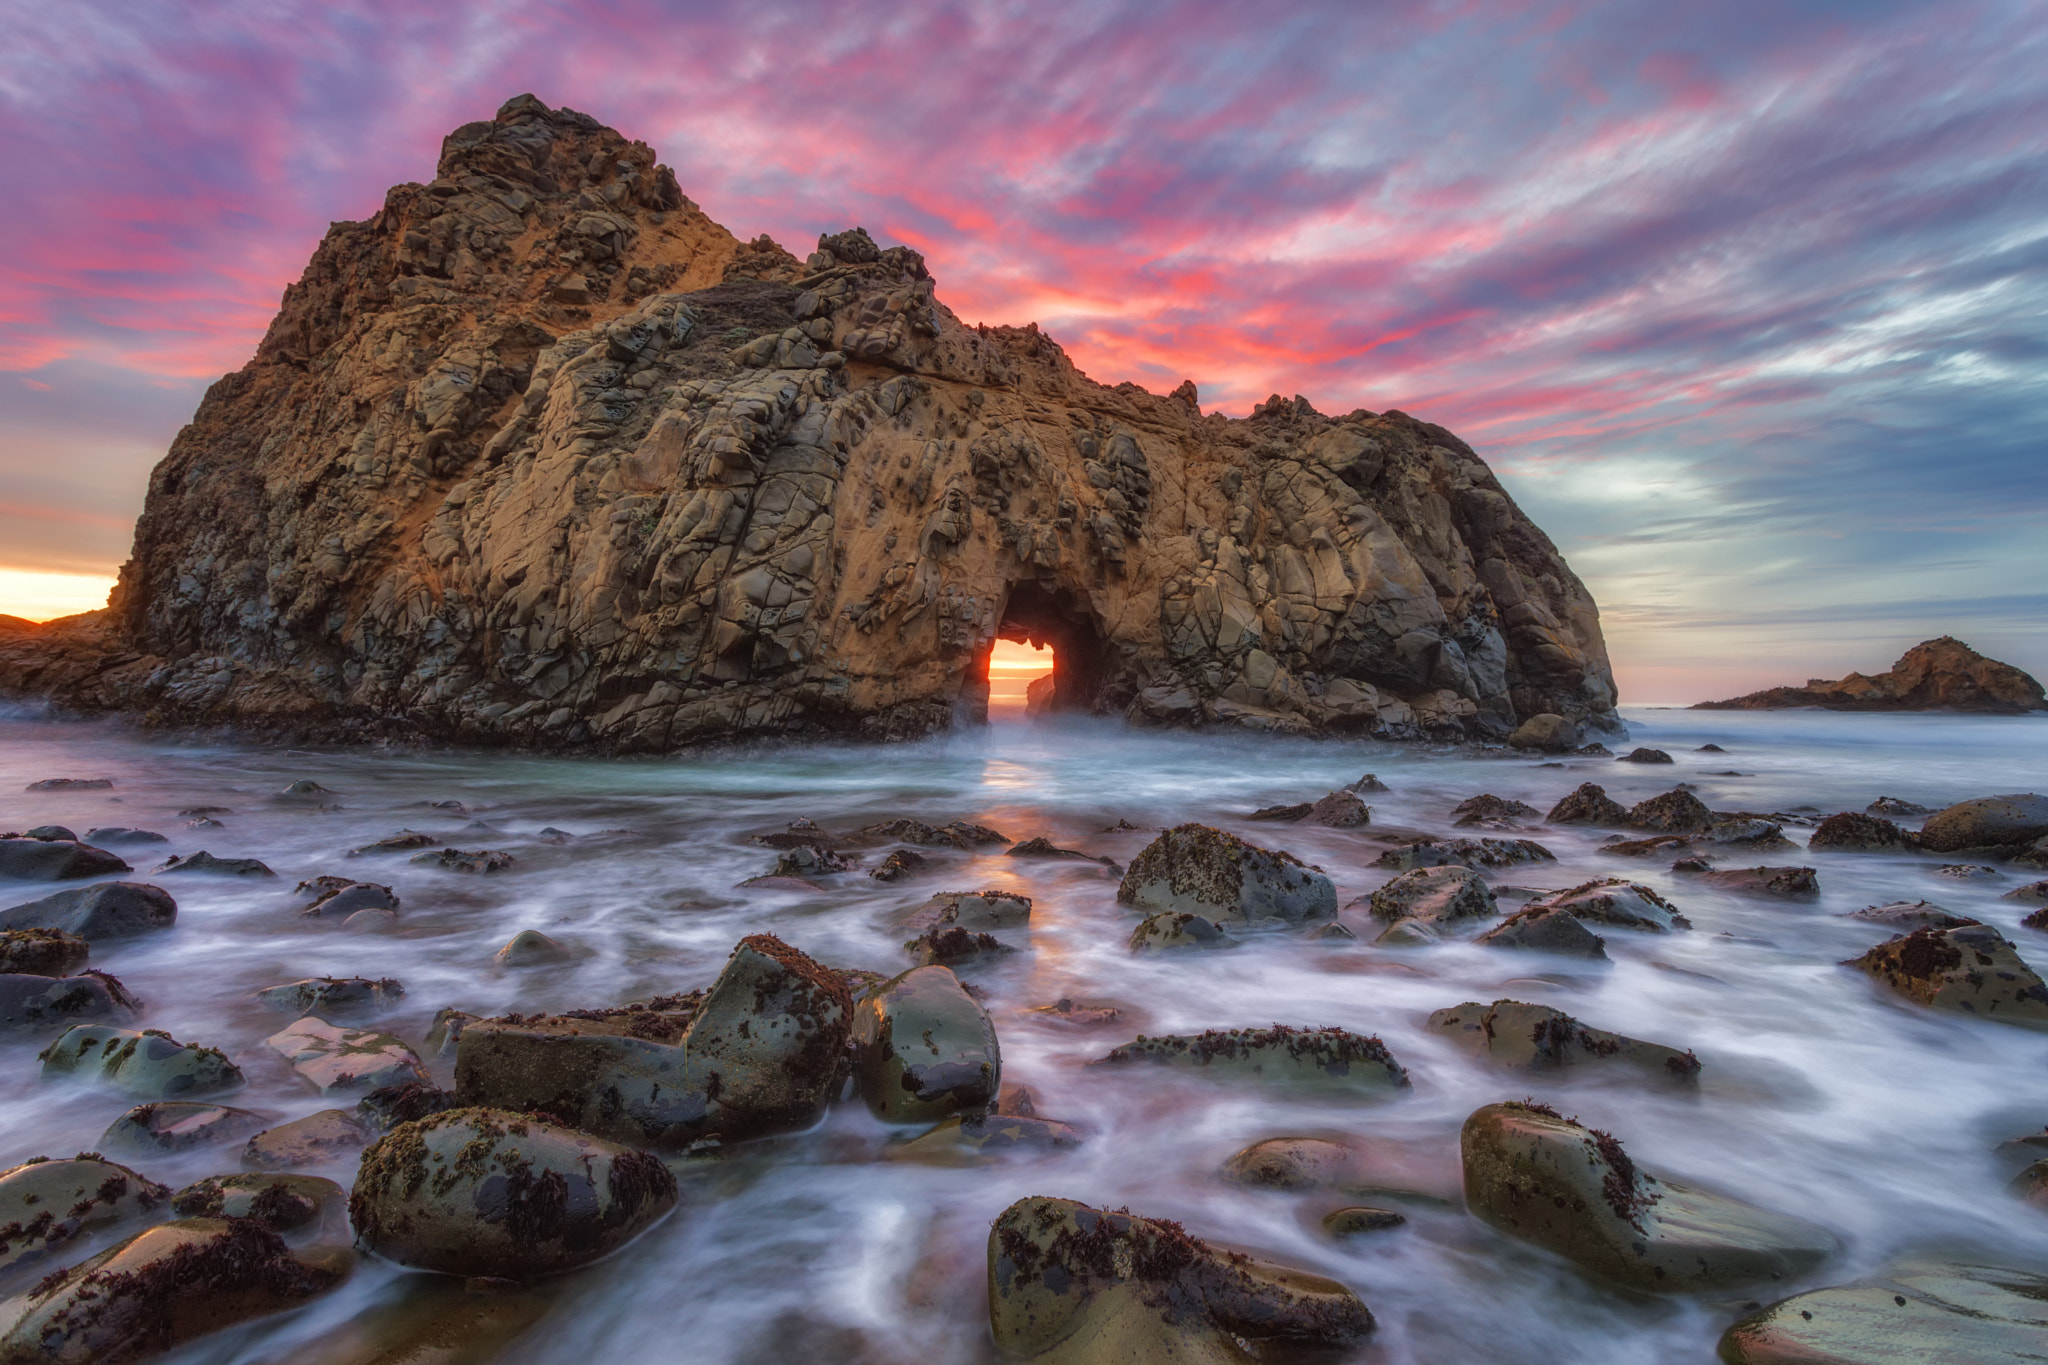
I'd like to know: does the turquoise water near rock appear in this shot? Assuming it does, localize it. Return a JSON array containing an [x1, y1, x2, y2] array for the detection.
[[1, 704, 2045, 1362]]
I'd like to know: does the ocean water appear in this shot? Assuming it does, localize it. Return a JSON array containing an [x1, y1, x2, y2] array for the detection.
[[1, 704, 2045, 1363]]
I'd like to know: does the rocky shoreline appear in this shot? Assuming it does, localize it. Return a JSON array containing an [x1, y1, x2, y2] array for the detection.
[[4, 749, 2048, 1361], [1696, 637, 2046, 714]]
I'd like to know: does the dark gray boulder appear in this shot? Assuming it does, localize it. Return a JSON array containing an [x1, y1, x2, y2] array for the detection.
[[0, 837, 130, 881], [1919, 794, 2048, 852], [1476, 905, 1609, 959], [0, 970, 140, 1033], [851, 965, 1000, 1124], [0, 927, 88, 975], [0, 882, 176, 939], [150, 850, 275, 877]]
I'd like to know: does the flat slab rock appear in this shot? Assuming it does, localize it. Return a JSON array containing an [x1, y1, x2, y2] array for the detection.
[[1720, 1259, 2048, 1362], [1117, 823, 1335, 925], [1096, 1025, 1409, 1093], [1462, 1101, 1836, 1292], [987, 1196, 1373, 1364], [264, 1018, 429, 1093]]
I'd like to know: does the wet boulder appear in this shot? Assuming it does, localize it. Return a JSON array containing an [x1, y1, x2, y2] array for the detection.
[[1618, 747, 1674, 764], [254, 977, 404, 1015], [2015, 881, 2048, 908], [1096, 1025, 1409, 1094], [150, 850, 275, 877], [852, 966, 1000, 1124], [24, 778, 112, 791], [40, 1025, 242, 1098], [0, 837, 130, 882], [902, 889, 1032, 936], [1366, 865, 1496, 925], [869, 848, 927, 882], [1301, 789, 1370, 827], [769, 843, 856, 878], [1128, 911, 1233, 953], [0, 1154, 168, 1281], [905, 924, 1017, 968], [349, 1107, 676, 1278], [1844, 901, 1971, 929], [347, 831, 440, 857], [243, 1108, 374, 1168], [1867, 796, 1930, 816], [409, 847, 515, 873], [1509, 713, 1580, 752], [1918, 793, 2048, 853], [987, 1196, 1374, 1364], [0, 882, 176, 939], [1628, 790, 1716, 834], [1373, 917, 1443, 947], [82, 827, 168, 847], [22, 826, 78, 842], [1845, 922, 2048, 1028], [1528, 878, 1690, 932], [1699, 865, 1819, 897], [273, 779, 338, 802], [298, 881, 399, 919], [356, 1081, 457, 1134], [1323, 1207, 1406, 1237], [456, 935, 851, 1146], [170, 1173, 343, 1235], [1427, 1000, 1700, 1083], [1452, 794, 1539, 827], [1007, 837, 1119, 867], [1117, 824, 1336, 926], [264, 1018, 429, 1094], [100, 1102, 267, 1155], [1372, 838, 1555, 872], [0, 927, 88, 975], [0, 1217, 349, 1362], [1547, 783, 1632, 826], [0, 971, 140, 1033], [1719, 1259, 2048, 1362], [1462, 1101, 1836, 1292], [890, 1114, 1083, 1164], [1475, 905, 1609, 959], [1809, 811, 1919, 852], [855, 818, 1007, 849], [494, 929, 570, 966]]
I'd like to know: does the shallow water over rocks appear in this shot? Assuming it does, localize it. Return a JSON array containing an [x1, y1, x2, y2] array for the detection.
[[2, 705, 2047, 1363]]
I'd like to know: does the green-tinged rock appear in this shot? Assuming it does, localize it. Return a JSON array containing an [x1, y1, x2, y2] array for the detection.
[[1718, 1259, 2048, 1363], [170, 1173, 343, 1234], [99, 1102, 267, 1155], [1845, 922, 2048, 1028], [901, 890, 1033, 936], [494, 929, 569, 966], [1117, 823, 1336, 925], [851, 965, 999, 1124], [1462, 1101, 1836, 1292], [1097, 1025, 1409, 1094], [0, 1155, 168, 1283], [1918, 794, 2048, 852], [39, 1024, 242, 1099], [348, 1108, 676, 1278], [264, 1018, 429, 1094], [0, 1217, 348, 1364], [1427, 1000, 1701, 1083], [1128, 911, 1233, 953], [456, 934, 848, 1146], [254, 977, 404, 1015], [987, 1196, 1374, 1364], [889, 1114, 1084, 1165]]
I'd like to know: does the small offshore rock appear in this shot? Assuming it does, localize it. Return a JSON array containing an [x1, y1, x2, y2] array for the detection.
[[1372, 836, 1555, 872], [348, 831, 441, 857], [1128, 911, 1233, 953], [24, 778, 113, 791], [1628, 789, 1716, 833], [852, 965, 1000, 1124], [0, 1217, 349, 1361], [264, 1018, 430, 1093], [1221, 1136, 1359, 1190], [1374, 916, 1443, 947], [151, 850, 275, 878], [1250, 802, 1312, 822], [890, 1113, 1083, 1164], [1845, 922, 2048, 1028], [2010, 881, 2048, 906], [255, 977, 405, 1015], [1324, 1206, 1406, 1237], [904, 890, 1033, 935], [1367, 865, 1496, 925], [1547, 782, 1632, 826], [1618, 747, 1674, 764], [1006, 836, 1118, 867], [100, 1102, 266, 1155], [1528, 878, 1691, 932], [1348, 773, 1391, 793], [1809, 811, 1918, 852], [0, 837, 130, 881], [1509, 713, 1580, 752], [0, 1154, 168, 1280], [1935, 862, 2001, 880], [0, 927, 88, 976], [273, 779, 338, 801], [1867, 796, 1931, 816], [40, 1024, 242, 1098], [1476, 905, 1610, 959], [1302, 789, 1371, 827], [349, 1107, 677, 1278], [1700, 865, 1820, 897], [1427, 999, 1701, 1082], [1117, 823, 1336, 925], [23, 825, 78, 842], [171, 1173, 343, 1234], [411, 847, 515, 873], [986, 1196, 1374, 1362], [1096, 1025, 1409, 1093], [299, 881, 400, 919], [1719, 1259, 2048, 1363], [855, 817, 1007, 849], [1028, 998, 1122, 1027], [1918, 794, 2048, 853], [243, 1108, 374, 1168], [869, 848, 927, 882], [1462, 1101, 1836, 1291], [494, 929, 570, 966], [905, 924, 1016, 968], [770, 843, 855, 878]]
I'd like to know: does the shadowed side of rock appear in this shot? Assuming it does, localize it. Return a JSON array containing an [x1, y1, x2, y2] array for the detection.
[[0, 95, 1619, 751]]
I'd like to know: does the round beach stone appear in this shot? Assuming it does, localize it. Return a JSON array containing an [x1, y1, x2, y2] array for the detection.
[[1367, 864, 1496, 925], [1918, 794, 2048, 852], [1527, 878, 1689, 932], [0, 1154, 169, 1280], [0, 970, 140, 1034], [1323, 1206, 1406, 1237], [99, 1101, 268, 1155], [40, 1024, 243, 1099], [494, 928, 570, 966], [242, 1108, 374, 1168], [0, 837, 130, 882], [1475, 904, 1609, 958], [349, 1107, 678, 1278], [1127, 910, 1233, 952]]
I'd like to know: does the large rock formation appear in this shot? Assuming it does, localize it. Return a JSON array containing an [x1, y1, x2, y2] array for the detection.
[[0, 95, 1617, 749], [1695, 637, 2046, 714]]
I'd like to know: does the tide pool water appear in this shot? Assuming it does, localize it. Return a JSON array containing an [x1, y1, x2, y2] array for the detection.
[[1, 704, 2045, 1363]]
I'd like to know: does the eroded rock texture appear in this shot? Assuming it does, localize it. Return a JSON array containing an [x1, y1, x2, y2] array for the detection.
[[0, 95, 1617, 749]]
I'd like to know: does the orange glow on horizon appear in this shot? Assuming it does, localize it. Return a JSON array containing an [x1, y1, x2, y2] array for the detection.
[[987, 638, 1053, 712]]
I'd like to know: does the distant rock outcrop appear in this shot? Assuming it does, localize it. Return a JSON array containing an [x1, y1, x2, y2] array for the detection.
[[0, 95, 1618, 750], [1695, 638, 2045, 715]]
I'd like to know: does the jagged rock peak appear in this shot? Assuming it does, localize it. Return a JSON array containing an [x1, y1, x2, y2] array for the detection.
[[0, 95, 1619, 752]]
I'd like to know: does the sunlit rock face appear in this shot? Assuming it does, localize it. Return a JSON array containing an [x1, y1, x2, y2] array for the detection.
[[2, 95, 1618, 749]]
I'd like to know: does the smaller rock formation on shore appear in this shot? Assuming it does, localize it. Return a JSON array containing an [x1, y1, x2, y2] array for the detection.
[[1845, 923, 2048, 1028], [1117, 825, 1335, 926], [1695, 637, 2046, 713], [1720, 1260, 2048, 1362]]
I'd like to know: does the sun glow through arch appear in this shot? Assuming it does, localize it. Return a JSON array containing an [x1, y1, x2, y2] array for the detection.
[[986, 637, 1054, 716]]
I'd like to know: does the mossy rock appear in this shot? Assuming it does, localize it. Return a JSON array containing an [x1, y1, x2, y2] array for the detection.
[[1096, 1025, 1408, 1094], [1366, 865, 1496, 924], [0, 928, 88, 976], [1128, 911, 1233, 953], [170, 1172, 343, 1234], [1526, 878, 1690, 932], [1117, 824, 1335, 925], [0, 1154, 168, 1283], [1427, 1000, 1699, 1082], [1845, 922, 2048, 1028], [39, 1025, 242, 1099]]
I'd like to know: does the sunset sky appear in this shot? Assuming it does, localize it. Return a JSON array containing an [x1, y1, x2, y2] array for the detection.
[[2, 0, 2042, 700]]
